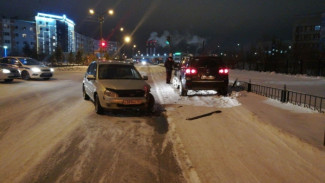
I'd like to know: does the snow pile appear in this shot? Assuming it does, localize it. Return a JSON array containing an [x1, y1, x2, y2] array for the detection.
[[263, 98, 317, 113], [54, 66, 88, 72], [178, 92, 241, 108]]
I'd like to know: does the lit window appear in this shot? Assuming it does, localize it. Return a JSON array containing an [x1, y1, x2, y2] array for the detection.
[[53, 36, 56, 39], [53, 43, 56, 46], [30, 27, 33, 31], [315, 25, 321, 31], [22, 34, 27, 38]]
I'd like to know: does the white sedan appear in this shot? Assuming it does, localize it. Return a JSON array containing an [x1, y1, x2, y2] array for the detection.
[[0, 64, 21, 82]]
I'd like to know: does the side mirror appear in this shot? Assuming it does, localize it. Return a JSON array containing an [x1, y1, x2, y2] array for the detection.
[[87, 74, 96, 80], [142, 75, 148, 80]]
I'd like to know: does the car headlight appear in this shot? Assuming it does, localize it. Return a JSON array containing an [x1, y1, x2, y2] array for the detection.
[[141, 61, 146, 65], [50, 68, 54, 72], [31, 67, 41, 73], [2, 69, 10, 74], [104, 89, 118, 98]]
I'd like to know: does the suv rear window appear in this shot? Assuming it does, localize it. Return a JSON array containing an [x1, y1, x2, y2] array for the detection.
[[190, 57, 224, 68]]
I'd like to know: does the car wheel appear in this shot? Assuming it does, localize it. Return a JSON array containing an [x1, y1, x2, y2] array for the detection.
[[21, 71, 30, 80], [147, 93, 155, 113], [83, 85, 90, 100], [4, 79, 13, 82], [95, 94, 104, 114], [218, 87, 228, 96], [179, 83, 188, 96]]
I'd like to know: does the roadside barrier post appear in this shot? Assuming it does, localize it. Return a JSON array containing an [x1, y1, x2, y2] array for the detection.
[[247, 79, 251, 92], [281, 84, 287, 103]]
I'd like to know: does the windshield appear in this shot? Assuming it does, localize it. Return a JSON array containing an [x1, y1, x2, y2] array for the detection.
[[18, 58, 41, 65], [98, 64, 142, 80]]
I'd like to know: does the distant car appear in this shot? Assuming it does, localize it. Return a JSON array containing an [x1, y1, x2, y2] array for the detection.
[[172, 56, 229, 96], [0, 56, 54, 80], [82, 60, 155, 114], [0, 63, 20, 82]]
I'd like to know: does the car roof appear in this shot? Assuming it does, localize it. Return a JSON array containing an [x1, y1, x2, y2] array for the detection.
[[3, 56, 31, 59], [93, 60, 134, 66]]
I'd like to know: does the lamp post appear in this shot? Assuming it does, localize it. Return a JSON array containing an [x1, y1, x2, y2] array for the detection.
[[123, 36, 131, 59], [132, 45, 136, 57], [89, 8, 114, 58], [3, 46, 8, 57]]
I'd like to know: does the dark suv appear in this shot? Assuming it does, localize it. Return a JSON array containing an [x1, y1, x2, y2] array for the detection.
[[172, 56, 229, 96]]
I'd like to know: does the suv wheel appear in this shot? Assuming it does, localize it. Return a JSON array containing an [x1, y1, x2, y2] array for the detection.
[[180, 83, 188, 96], [83, 85, 90, 100], [95, 94, 104, 114], [4, 79, 13, 82], [21, 71, 30, 80], [218, 87, 228, 96]]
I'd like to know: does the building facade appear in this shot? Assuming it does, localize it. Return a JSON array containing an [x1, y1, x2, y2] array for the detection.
[[0, 18, 36, 56], [35, 13, 75, 55], [293, 13, 322, 50]]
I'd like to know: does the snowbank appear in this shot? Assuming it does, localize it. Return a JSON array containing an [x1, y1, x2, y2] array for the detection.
[[263, 98, 317, 113], [53, 66, 88, 72]]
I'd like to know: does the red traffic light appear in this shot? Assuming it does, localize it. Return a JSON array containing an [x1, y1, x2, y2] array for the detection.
[[100, 40, 107, 48]]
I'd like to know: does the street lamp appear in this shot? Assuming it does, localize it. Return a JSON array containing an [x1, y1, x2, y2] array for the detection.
[[124, 36, 131, 43], [89, 8, 114, 57], [3, 46, 8, 57], [120, 27, 124, 32]]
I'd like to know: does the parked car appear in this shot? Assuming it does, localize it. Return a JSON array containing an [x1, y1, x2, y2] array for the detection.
[[0, 63, 21, 82], [0, 57, 54, 80], [82, 60, 155, 114], [172, 56, 229, 96]]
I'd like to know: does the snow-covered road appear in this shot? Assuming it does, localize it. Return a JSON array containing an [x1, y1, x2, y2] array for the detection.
[[0, 65, 324, 183]]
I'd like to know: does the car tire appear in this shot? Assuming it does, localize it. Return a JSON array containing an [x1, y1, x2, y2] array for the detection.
[[21, 71, 30, 80], [147, 93, 155, 113], [95, 94, 104, 114], [180, 83, 188, 96], [218, 87, 228, 96], [4, 79, 13, 82], [83, 85, 90, 100]]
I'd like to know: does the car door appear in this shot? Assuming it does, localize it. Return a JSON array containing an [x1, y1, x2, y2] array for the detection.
[[84, 63, 95, 100], [84, 63, 97, 101]]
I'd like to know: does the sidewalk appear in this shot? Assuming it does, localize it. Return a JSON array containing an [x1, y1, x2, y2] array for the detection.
[[237, 91, 325, 150]]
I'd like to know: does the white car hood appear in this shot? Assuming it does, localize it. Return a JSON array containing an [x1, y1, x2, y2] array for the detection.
[[23, 65, 50, 69], [99, 79, 149, 90]]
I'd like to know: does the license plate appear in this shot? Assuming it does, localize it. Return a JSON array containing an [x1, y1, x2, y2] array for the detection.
[[122, 99, 142, 105], [201, 75, 215, 80]]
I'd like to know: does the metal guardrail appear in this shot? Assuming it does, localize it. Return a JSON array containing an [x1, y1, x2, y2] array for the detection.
[[236, 80, 325, 113]]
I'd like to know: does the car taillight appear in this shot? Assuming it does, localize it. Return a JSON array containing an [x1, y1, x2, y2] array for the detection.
[[185, 68, 197, 75], [219, 68, 229, 74]]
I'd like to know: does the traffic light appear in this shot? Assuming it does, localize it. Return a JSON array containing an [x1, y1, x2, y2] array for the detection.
[[100, 39, 107, 48], [166, 36, 171, 45]]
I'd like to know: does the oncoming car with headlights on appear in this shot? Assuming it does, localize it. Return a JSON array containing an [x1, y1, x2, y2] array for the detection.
[[82, 60, 155, 114], [0, 57, 54, 80], [0, 63, 20, 82]]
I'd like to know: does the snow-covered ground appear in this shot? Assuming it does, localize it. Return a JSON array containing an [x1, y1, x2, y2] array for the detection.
[[1, 64, 322, 182], [230, 69, 325, 97], [137, 64, 325, 183]]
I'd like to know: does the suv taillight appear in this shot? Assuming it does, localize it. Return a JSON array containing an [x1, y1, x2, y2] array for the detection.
[[218, 68, 229, 74], [185, 68, 197, 75]]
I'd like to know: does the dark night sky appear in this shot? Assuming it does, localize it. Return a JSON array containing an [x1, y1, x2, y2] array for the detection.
[[1, 0, 325, 51]]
